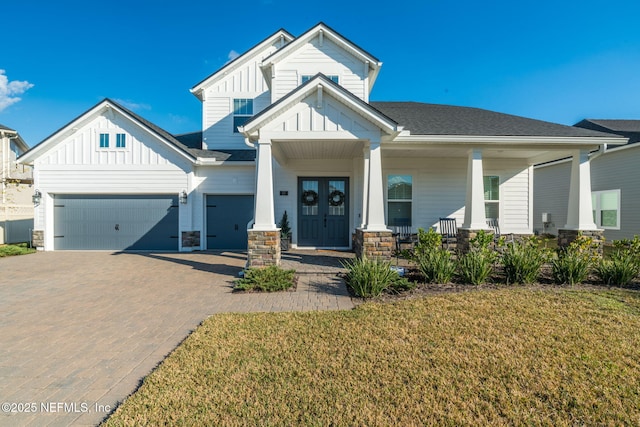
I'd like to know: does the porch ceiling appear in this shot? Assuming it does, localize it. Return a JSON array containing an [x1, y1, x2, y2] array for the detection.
[[274, 139, 363, 160]]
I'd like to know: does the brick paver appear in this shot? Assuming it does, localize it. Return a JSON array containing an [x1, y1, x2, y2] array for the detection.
[[0, 250, 353, 426]]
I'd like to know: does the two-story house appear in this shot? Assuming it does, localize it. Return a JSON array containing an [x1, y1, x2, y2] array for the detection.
[[0, 124, 33, 244], [19, 23, 625, 266]]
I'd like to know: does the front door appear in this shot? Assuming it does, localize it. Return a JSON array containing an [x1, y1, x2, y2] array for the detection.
[[298, 177, 349, 247]]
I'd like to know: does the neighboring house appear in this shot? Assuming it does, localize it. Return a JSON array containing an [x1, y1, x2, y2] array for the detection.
[[19, 23, 625, 266], [0, 124, 33, 244], [534, 120, 640, 242]]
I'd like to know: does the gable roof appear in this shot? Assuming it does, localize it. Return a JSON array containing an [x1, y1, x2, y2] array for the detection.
[[190, 28, 295, 100], [0, 123, 29, 152], [372, 102, 626, 140], [574, 119, 640, 144], [20, 98, 197, 164], [260, 22, 383, 90], [239, 73, 399, 139]]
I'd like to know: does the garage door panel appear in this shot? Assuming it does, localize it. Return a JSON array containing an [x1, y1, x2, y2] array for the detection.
[[206, 195, 254, 250], [54, 195, 178, 250]]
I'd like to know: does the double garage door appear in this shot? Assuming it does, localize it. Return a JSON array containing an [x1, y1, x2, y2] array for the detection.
[[54, 195, 179, 250]]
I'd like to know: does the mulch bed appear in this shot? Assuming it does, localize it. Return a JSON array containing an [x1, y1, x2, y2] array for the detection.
[[345, 264, 640, 304]]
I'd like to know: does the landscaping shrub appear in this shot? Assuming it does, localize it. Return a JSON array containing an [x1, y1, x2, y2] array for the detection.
[[411, 228, 456, 284], [342, 256, 403, 297], [595, 237, 640, 287], [501, 236, 550, 285], [0, 243, 35, 257], [234, 265, 296, 292], [551, 235, 597, 285], [457, 230, 496, 285]]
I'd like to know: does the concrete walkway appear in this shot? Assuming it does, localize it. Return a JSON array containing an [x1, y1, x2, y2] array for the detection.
[[0, 250, 353, 426]]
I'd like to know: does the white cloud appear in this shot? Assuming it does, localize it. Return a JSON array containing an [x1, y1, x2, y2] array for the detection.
[[0, 70, 34, 112], [112, 98, 151, 111]]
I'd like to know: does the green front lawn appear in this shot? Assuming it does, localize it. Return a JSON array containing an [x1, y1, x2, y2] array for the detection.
[[0, 243, 35, 257], [104, 288, 640, 426]]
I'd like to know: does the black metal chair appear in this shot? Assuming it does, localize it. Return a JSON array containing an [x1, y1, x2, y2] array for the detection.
[[439, 218, 458, 250], [392, 220, 416, 265]]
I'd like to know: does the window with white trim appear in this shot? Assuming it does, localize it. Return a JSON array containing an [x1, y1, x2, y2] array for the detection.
[[592, 189, 620, 229], [484, 176, 499, 219], [387, 175, 412, 226], [233, 98, 253, 133], [301, 75, 339, 84], [116, 133, 126, 148], [99, 133, 109, 148]]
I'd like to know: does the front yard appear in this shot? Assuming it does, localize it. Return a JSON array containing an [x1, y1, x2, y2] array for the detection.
[[104, 288, 640, 426]]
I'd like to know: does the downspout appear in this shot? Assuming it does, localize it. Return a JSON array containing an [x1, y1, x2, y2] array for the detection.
[[589, 143, 608, 161]]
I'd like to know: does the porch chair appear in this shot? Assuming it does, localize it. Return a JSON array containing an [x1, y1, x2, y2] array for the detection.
[[392, 222, 416, 266], [439, 218, 458, 250], [486, 218, 514, 245]]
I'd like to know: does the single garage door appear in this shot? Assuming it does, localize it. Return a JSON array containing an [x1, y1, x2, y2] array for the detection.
[[54, 195, 179, 250], [206, 195, 254, 250]]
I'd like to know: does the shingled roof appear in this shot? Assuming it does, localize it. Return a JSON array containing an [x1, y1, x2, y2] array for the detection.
[[174, 132, 256, 161], [0, 123, 16, 132], [371, 102, 618, 138], [574, 119, 640, 144]]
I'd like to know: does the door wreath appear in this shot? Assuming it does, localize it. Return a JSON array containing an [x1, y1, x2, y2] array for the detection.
[[328, 190, 345, 206], [301, 190, 319, 206]]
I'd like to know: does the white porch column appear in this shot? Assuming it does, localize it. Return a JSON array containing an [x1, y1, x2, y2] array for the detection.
[[462, 148, 488, 229], [360, 143, 370, 228], [252, 138, 277, 230], [364, 139, 388, 231], [565, 149, 597, 230]]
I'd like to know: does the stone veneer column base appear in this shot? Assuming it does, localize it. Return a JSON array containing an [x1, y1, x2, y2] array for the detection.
[[247, 230, 281, 268], [354, 229, 393, 261], [456, 229, 490, 253], [32, 230, 44, 249], [558, 229, 604, 257]]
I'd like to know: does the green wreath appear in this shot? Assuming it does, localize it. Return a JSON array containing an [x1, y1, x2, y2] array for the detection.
[[328, 190, 345, 207], [301, 190, 318, 206]]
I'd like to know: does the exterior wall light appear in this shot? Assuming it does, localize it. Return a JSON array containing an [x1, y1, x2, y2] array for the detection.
[[179, 190, 188, 204], [32, 189, 42, 205]]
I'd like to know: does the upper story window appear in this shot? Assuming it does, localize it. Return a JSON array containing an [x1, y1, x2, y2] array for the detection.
[[233, 98, 253, 133], [387, 175, 412, 227], [98, 132, 127, 149], [592, 189, 620, 229], [116, 133, 126, 148], [301, 75, 339, 85], [99, 133, 110, 148], [484, 176, 499, 219]]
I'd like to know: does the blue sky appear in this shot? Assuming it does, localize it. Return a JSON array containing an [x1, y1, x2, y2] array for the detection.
[[2, 0, 639, 146]]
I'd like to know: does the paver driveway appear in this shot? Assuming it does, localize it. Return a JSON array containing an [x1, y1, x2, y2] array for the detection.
[[0, 251, 352, 426]]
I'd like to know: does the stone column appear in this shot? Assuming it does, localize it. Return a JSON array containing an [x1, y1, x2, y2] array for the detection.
[[354, 229, 393, 260], [247, 138, 280, 267], [559, 149, 602, 254]]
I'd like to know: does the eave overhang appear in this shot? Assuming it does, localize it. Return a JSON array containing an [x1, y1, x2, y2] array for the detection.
[[190, 28, 295, 101]]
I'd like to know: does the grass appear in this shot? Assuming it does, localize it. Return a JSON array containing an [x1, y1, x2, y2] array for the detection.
[[103, 288, 640, 426], [0, 242, 35, 257]]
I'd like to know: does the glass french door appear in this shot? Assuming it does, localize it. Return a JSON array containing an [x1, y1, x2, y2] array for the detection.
[[298, 177, 349, 247]]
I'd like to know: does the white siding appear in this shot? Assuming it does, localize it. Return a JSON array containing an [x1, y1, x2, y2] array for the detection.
[[533, 161, 571, 236], [272, 37, 366, 102], [384, 157, 532, 234], [201, 43, 280, 151], [534, 146, 640, 241]]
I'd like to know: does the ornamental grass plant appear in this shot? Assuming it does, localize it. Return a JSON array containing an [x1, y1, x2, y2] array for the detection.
[[412, 228, 456, 284], [501, 236, 550, 285], [457, 230, 497, 285], [342, 256, 409, 297], [552, 235, 597, 286]]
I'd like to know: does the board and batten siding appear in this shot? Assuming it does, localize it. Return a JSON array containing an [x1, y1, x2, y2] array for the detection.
[[272, 37, 367, 103], [201, 43, 281, 151]]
